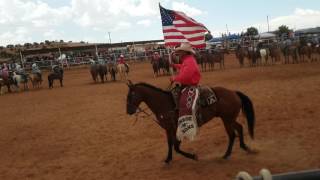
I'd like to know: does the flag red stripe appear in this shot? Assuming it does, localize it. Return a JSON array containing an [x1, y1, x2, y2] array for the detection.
[[163, 29, 206, 34], [165, 42, 205, 49], [174, 24, 203, 28], [164, 36, 204, 41]]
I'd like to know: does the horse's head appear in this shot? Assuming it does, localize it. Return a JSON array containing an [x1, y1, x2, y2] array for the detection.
[[126, 80, 143, 115]]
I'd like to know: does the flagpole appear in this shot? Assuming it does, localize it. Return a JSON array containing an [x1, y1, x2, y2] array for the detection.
[[168, 48, 174, 76]]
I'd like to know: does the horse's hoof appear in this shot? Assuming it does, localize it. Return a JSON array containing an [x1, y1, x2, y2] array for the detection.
[[164, 159, 172, 164], [192, 154, 198, 161], [222, 154, 230, 159]]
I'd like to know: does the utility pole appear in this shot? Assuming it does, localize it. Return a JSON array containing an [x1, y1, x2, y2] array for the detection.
[[108, 32, 111, 44], [267, 15, 270, 32]]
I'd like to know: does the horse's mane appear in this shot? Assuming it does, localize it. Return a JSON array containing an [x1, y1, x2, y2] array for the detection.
[[135, 82, 172, 96]]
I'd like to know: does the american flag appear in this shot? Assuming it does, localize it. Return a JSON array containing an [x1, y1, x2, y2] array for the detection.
[[159, 4, 208, 49]]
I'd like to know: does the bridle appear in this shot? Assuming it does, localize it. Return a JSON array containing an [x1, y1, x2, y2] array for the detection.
[[127, 93, 156, 125]]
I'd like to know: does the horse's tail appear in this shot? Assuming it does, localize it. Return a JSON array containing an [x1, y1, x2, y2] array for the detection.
[[236, 91, 255, 139]]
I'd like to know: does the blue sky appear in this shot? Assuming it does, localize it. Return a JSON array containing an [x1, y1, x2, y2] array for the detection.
[[0, 0, 320, 46]]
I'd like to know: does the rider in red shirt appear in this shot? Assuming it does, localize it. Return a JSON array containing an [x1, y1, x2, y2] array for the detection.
[[118, 54, 125, 64], [170, 43, 201, 86]]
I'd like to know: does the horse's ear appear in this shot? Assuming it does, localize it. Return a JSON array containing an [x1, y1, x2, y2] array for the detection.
[[127, 80, 133, 87]]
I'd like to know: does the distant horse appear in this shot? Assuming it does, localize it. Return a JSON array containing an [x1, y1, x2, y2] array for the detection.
[[117, 63, 127, 81], [282, 45, 299, 64], [235, 46, 248, 67], [30, 73, 42, 89], [0, 70, 8, 95], [152, 61, 160, 77], [312, 44, 320, 62], [13, 72, 30, 91], [299, 45, 312, 63], [269, 45, 282, 64], [48, 67, 64, 88], [259, 48, 269, 65], [90, 64, 107, 83], [247, 47, 261, 66], [198, 50, 209, 71], [0, 71, 13, 95], [159, 56, 170, 75], [107, 62, 117, 81], [126, 81, 255, 163], [151, 57, 160, 77]]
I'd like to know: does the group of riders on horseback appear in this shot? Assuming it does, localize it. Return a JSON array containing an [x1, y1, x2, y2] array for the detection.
[[0, 61, 64, 93], [151, 45, 228, 76], [90, 54, 130, 83], [235, 39, 320, 66]]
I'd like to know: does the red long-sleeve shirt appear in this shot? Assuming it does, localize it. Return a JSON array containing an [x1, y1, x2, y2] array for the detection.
[[118, 57, 125, 64], [172, 55, 201, 86]]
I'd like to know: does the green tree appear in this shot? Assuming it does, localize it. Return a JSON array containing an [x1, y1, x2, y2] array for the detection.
[[246, 27, 259, 36], [205, 31, 213, 41], [277, 25, 290, 36]]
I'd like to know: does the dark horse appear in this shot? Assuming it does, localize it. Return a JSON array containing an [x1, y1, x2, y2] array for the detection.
[[0, 71, 15, 94], [126, 81, 255, 163], [198, 49, 227, 71], [90, 64, 108, 83], [107, 62, 117, 81], [235, 45, 248, 67], [48, 67, 64, 88]]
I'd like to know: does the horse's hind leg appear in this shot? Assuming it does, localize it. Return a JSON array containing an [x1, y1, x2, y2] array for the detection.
[[174, 140, 197, 160], [60, 79, 63, 87], [222, 118, 236, 159], [233, 121, 249, 151], [165, 131, 174, 163]]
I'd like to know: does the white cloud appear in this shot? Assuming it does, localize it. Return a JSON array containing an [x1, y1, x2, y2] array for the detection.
[[137, 19, 152, 27], [112, 21, 132, 31], [171, 1, 203, 17], [210, 8, 320, 37], [0, 0, 205, 45], [249, 8, 320, 33]]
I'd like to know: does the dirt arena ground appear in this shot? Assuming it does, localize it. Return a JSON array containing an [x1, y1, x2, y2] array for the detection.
[[1, 55, 320, 180]]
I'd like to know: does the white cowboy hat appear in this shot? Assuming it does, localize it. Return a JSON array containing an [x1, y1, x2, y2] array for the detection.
[[120, 54, 124, 58], [174, 42, 195, 54]]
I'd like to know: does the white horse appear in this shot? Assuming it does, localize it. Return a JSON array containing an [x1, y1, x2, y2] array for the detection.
[[58, 54, 70, 69], [117, 63, 127, 81], [13, 72, 29, 91], [259, 48, 268, 65]]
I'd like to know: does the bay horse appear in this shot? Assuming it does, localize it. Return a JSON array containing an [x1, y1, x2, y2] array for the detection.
[[90, 64, 108, 83], [235, 46, 248, 68], [48, 67, 64, 88], [247, 47, 261, 66], [269, 45, 282, 64], [107, 62, 117, 81], [126, 81, 255, 163], [30, 73, 42, 89], [0, 70, 12, 95], [151, 60, 160, 77], [282, 45, 299, 64], [299, 45, 312, 63], [205, 49, 228, 70]]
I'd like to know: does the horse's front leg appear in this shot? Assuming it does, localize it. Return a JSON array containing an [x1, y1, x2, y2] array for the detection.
[[165, 130, 173, 163], [174, 139, 198, 161], [60, 79, 63, 87]]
